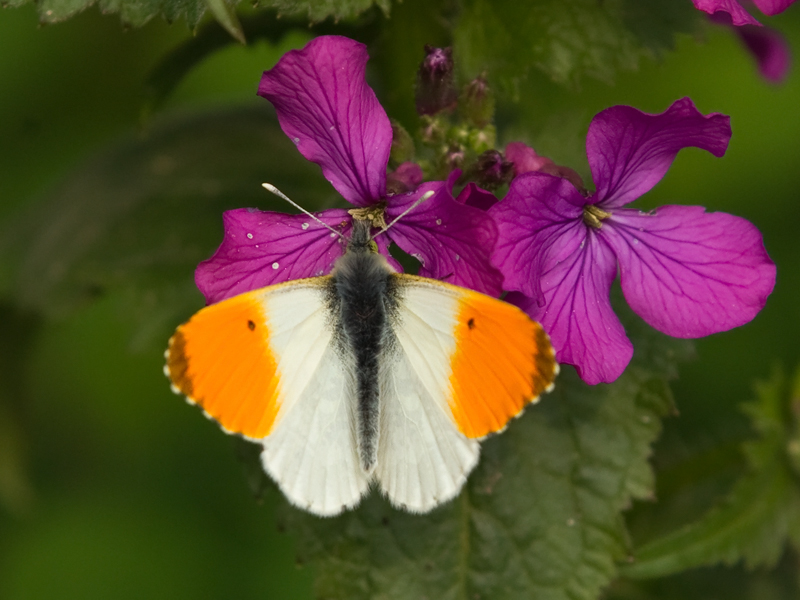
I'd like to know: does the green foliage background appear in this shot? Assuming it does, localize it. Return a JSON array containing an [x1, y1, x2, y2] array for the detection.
[[0, 1, 799, 598]]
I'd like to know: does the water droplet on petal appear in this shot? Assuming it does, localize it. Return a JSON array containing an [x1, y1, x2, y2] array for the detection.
[[293, 137, 300, 143], [579, 239, 585, 249], [272, 262, 279, 269], [246, 233, 254, 239], [330, 232, 337, 238], [329, 126, 335, 131], [455, 254, 460, 261], [301, 222, 309, 230], [632, 238, 639, 245], [435, 219, 442, 225]]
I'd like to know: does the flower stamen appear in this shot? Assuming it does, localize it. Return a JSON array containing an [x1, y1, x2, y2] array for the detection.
[[583, 204, 612, 229]]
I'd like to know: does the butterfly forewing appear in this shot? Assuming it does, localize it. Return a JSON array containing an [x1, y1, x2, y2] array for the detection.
[[166, 278, 369, 515]]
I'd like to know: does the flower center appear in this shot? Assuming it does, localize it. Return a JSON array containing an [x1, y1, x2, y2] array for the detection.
[[583, 204, 612, 229], [349, 202, 388, 230]]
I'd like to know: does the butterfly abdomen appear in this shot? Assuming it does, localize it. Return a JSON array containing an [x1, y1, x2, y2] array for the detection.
[[332, 249, 399, 475]]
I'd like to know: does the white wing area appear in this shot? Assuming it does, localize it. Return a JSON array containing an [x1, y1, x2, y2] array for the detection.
[[258, 282, 369, 516], [376, 282, 480, 512]]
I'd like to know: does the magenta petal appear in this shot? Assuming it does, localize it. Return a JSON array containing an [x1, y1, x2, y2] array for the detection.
[[257, 36, 392, 206], [456, 182, 498, 211], [195, 208, 350, 304], [489, 173, 585, 300], [504, 141, 555, 176], [692, 0, 762, 25], [507, 230, 633, 385], [737, 24, 792, 83], [588, 98, 732, 209], [602, 206, 776, 338], [386, 178, 503, 296], [753, 0, 797, 16]]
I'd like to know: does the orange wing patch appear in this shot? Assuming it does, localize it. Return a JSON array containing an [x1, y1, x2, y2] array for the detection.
[[448, 291, 557, 439], [166, 292, 280, 440]]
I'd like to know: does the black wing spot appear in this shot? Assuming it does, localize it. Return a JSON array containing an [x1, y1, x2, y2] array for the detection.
[[467, 318, 476, 330], [247, 320, 256, 331]]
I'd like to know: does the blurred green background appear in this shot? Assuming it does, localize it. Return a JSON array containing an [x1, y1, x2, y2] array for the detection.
[[0, 3, 798, 598]]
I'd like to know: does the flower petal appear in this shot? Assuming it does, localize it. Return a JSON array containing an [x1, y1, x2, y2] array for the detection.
[[195, 208, 350, 304], [504, 141, 554, 176], [736, 24, 792, 83], [506, 230, 633, 385], [692, 0, 761, 25], [455, 182, 498, 211], [257, 35, 391, 206], [588, 98, 732, 209], [386, 176, 503, 296], [753, 0, 797, 16], [602, 205, 776, 338], [489, 173, 585, 301]]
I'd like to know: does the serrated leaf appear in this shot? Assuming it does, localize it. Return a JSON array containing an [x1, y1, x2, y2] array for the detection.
[[0, 107, 336, 347], [205, 0, 246, 44], [254, 0, 390, 22], [621, 368, 800, 579], [453, 0, 642, 91], [9, 0, 387, 29], [267, 343, 680, 600]]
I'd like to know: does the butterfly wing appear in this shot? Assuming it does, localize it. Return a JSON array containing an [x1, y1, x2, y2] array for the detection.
[[166, 279, 369, 516], [376, 275, 558, 512]]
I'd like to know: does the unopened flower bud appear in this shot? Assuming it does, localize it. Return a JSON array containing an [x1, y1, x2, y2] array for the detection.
[[461, 75, 494, 129], [415, 46, 457, 116], [470, 149, 513, 189], [386, 162, 424, 195], [444, 144, 466, 171]]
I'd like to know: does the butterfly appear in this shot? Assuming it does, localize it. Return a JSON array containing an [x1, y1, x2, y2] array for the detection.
[[165, 213, 557, 516]]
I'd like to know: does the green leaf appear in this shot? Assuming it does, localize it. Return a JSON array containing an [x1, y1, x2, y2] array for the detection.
[[620, 368, 800, 579], [253, 0, 390, 22], [453, 0, 642, 92], [621, 0, 702, 57], [205, 0, 246, 44], [270, 339, 681, 600], [9, 0, 388, 30], [0, 107, 336, 347]]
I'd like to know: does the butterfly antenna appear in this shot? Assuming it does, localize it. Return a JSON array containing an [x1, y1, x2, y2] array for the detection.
[[261, 183, 347, 241], [371, 190, 436, 241]]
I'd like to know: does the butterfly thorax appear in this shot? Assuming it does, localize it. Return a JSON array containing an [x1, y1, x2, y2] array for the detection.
[[330, 218, 399, 475]]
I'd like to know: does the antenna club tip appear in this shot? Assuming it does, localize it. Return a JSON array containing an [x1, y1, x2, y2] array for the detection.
[[262, 183, 277, 192]]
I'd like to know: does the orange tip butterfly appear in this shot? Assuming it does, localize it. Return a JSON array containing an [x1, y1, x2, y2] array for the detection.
[[165, 196, 558, 517]]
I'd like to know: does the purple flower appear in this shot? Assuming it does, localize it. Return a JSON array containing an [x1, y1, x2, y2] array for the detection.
[[490, 98, 776, 384], [692, 0, 796, 25], [694, 0, 794, 82], [196, 36, 501, 304]]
